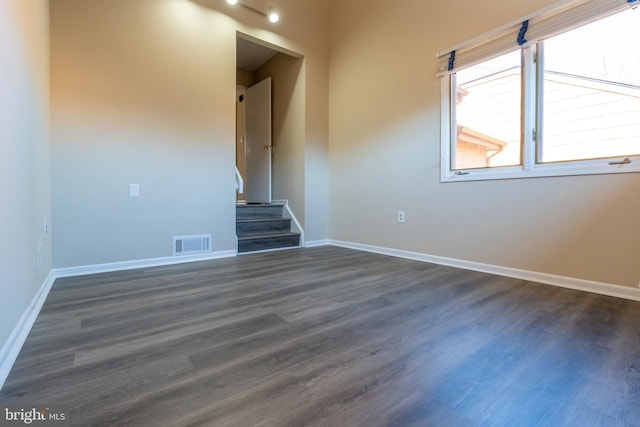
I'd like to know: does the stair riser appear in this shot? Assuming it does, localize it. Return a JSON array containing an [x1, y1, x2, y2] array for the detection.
[[236, 206, 283, 219], [237, 220, 291, 236], [238, 235, 300, 253]]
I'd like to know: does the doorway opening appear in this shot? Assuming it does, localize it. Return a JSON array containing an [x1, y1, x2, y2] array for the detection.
[[235, 34, 304, 206]]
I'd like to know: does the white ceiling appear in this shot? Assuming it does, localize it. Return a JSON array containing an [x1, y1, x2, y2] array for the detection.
[[236, 37, 279, 72]]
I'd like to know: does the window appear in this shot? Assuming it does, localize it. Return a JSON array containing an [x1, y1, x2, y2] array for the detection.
[[453, 51, 522, 170], [439, 0, 640, 181]]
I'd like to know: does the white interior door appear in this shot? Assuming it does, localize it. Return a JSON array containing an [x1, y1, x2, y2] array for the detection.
[[245, 77, 272, 203], [236, 87, 247, 200]]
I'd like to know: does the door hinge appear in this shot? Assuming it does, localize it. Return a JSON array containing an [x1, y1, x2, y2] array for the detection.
[[532, 128, 537, 142]]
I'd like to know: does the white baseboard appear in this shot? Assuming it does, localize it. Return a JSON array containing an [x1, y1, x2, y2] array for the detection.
[[0, 271, 56, 391], [54, 250, 236, 279], [305, 240, 330, 248], [328, 240, 640, 302]]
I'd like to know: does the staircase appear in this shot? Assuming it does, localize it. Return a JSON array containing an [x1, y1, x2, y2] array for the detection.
[[236, 203, 301, 253]]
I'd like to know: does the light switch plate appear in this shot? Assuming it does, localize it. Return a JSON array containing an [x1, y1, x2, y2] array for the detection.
[[129, 184, 140, 198]]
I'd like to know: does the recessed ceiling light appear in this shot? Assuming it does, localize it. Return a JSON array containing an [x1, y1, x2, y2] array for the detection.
[[268, 8, 279, 23], [226, 0, 238, 5]]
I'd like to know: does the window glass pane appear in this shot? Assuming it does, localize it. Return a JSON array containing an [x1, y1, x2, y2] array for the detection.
[[540, 10, 640, 163], [453, 50, 522, 170]]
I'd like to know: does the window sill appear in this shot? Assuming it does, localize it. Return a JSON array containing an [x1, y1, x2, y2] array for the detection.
[[441, 157, 640, 182]]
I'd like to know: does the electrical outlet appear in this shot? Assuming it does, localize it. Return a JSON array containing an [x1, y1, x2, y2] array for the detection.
[[397, 211, 405, 223]]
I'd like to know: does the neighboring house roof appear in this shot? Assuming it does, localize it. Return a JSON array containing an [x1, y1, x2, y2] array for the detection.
[[457, 125, 507, 150]]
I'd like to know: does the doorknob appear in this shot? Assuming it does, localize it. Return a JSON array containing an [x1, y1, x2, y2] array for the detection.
[[263, 145, 272, 149]]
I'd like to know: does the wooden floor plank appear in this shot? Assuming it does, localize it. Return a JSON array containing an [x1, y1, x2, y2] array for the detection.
[[1, 246, 639, 426]]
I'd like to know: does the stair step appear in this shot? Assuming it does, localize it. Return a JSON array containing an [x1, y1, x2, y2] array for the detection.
[[237, 231, 300, 241], [235, 203, 298, 253], [236, 204, 284, 219], [237, 231, 300, 253], [236, 217, 291, 236]]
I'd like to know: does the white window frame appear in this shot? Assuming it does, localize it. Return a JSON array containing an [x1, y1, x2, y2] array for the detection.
[[440, 1, 640, 183]]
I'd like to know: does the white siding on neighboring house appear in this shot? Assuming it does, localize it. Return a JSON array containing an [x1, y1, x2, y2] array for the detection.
[[456, 70, 640, 167]]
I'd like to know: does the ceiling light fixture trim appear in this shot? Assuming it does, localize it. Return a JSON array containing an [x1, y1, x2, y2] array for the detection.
[[226, 0, 280, 23]]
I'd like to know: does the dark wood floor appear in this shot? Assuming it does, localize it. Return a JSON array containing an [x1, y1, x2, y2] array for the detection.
[[1, 247, 639, 426]]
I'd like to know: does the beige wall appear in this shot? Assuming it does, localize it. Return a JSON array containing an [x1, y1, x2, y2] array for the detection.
[[236, 67, 255, 88], [51, 0, 330, 267], [328, 0, 640, 287], [51, 0, 237, 266], [304, 50, 330, 242], [0, 0, 51, 353], [254, 53, 306, 225]]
